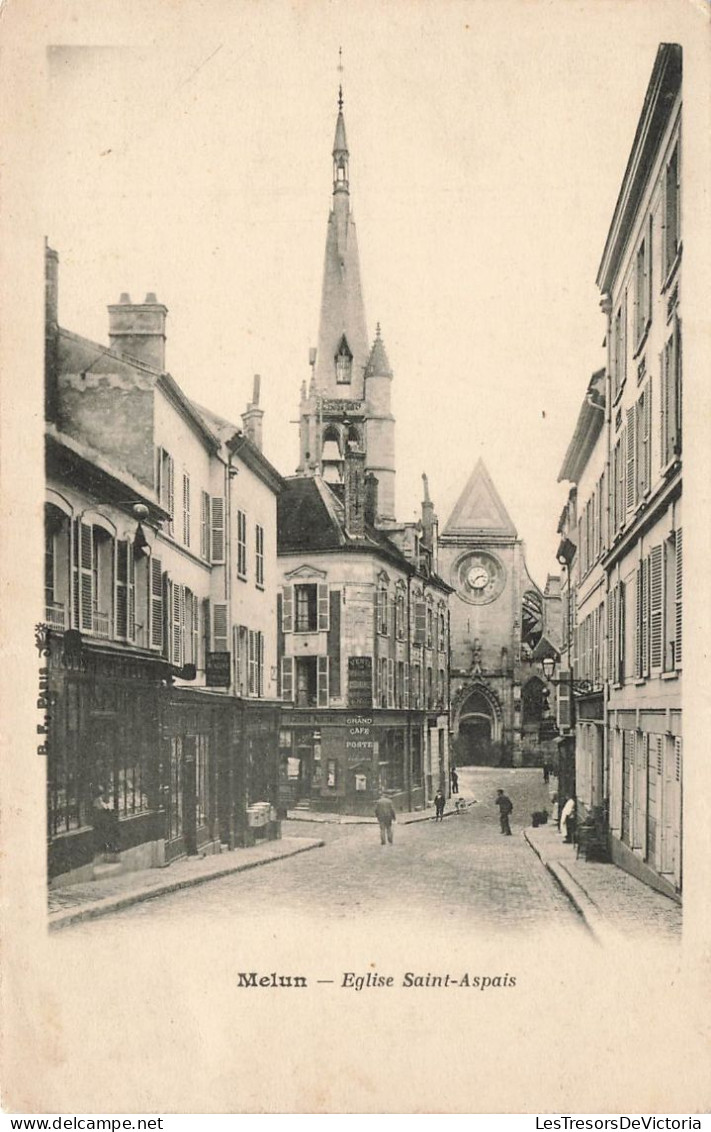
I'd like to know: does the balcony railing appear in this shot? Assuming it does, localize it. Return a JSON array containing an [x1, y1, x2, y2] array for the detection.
[[45, 602, 66, 631], [93, 611, 111, 638]]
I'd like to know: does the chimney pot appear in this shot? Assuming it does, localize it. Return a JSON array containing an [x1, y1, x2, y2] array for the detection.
[[145, 292, 157, 304], [119, 292, 131, 304]]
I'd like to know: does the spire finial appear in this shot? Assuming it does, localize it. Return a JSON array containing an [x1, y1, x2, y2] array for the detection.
[[338, 46, 344, 110], [375, 321, 381, 339]]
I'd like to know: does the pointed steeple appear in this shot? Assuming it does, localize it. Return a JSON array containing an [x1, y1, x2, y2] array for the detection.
[[313, 86, 369, 399], [365, 322, 393, 377]]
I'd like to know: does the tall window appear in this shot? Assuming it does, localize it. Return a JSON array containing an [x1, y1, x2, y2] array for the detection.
[[426, 601, 434, 650], [182, 472, 191, 547], [378, 579, 389, 635], [158, 448, 175, 536], [249, 630, 265, 696], [664, 143, 680, 279], [295, 584, 318, 632], [612, 294, 627, 402], [255, 524, 265, 588], [661, 319, 682, 466], [395, 589, 405, 640], [237, 509, 247, 578], [634, 222, 652, 347]]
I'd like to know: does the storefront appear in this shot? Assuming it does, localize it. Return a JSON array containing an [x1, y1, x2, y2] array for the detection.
[[278, 708, 429, 815], [46, 630, 167, 884]]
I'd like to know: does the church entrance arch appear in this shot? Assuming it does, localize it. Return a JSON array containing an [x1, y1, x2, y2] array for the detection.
[[455, 686, 503, 766]]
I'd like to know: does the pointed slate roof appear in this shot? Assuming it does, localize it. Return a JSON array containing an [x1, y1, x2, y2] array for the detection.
[[365, 324, 393, 378], [333, 108, 348, 153], [442, 459, 518, 538]]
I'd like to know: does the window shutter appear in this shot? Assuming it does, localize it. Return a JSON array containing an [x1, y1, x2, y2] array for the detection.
[[202, 597, 211, 656], [641, 556, 650, 677], [212, 602, 229, 652], [174, 583, 184, 666], [182, 473, 191, 547], [644, 377, 652, 492], [248, 630, 256, 695], [258, 632, 265, 697], [649, 545, 664, 670], [674, 317, 682, 457], [167, 455, 175, 536], [659, 348, 667, 468], [191, 592, 198, 664], [318, 583, 329, 631], [317, 655, 329, 706], [388, 658, 394, 708], [414, 600, 426, 645], [201, 490, 210, 560], [635, 564, 643, 678], [625, 407, 636, 512], [232, 625, 240, 693], [281, 656, 293, 702], [557, 672, 571, 730], [282, 585, 293, 633], [675, 528, 682, 668], [76, 520, 94, 632], [403, 661, 409, 708], [116, 539, 128, 639], [210, 497, 225, 564], [618, 580, 626, 682], [149, 557, 163, 649]]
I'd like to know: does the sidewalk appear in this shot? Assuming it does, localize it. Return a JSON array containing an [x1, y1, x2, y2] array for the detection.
[[524, 821, 682, 945], [48, 836, 324, 931]]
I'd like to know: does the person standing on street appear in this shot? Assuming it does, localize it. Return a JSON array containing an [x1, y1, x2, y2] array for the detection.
[[374, 793, 397, 845], [434, 789, 446, 821], [451, 767, 459, 794], [542, 761, 550, 784], [495, 788, 513, 835]]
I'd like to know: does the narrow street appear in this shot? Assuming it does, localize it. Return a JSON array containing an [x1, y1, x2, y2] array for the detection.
[[59, 768, 585, 941]]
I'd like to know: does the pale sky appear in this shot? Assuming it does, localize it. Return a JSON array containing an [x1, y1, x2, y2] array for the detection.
[[43, 0, 697, 587]]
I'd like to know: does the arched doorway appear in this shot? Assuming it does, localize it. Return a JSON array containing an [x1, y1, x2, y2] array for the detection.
[[455, 687, 502, 766]]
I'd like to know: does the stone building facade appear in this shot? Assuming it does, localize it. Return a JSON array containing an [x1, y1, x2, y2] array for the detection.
[[44, 245, 284, 885], [440, 460, 561, 768]]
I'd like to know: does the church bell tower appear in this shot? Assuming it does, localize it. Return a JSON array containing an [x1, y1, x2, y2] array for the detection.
[[297, 83, 396, 523]]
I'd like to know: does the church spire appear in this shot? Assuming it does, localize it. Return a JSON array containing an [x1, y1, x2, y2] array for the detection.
[[332, 83, 349, 196]]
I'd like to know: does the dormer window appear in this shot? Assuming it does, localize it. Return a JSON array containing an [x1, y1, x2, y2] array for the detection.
[[335, 335, 352, 384]]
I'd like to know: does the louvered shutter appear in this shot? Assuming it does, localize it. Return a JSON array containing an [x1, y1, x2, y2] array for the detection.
[[626, 407, 636, 512], [232, 625, 241, 693], [116, 539, 128, 639], [649, 545, 664, 670], [318, 584, 329, 631], [414, 600, 426, 645], [641, 556, 650, 677], [167, 454, 175, 535], [76, 520, 94, 632], [150, 557, 163, 649], [557, 672, 571, 730], [210, 497, 225, 564], [282, 585, 293, 633], [202, 597, 211, 656], [248, 630, 256, 695], [388, 658, 394, 708], [281, 657, 293, 702], [675, 528, 682, 667], [212, 602, 229, 652], [618, 581, 626, 682], [201, 490, 210, 560], [674, 318, 682, 457], [317, 655, 329, 706], [635, 564, 643, 678], [403, 662, 409, 708], [644, 378, 652, 493], [258, 632, 264, 697], [173, 583, 183, 666]]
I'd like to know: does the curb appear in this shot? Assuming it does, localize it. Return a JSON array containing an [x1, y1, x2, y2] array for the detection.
[[48, 838, 325, 931], [523, 828, 603, 943]]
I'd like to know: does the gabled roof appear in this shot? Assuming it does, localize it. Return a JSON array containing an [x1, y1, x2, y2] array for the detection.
[[193, 402, 285, 494], [442, 459, 517, 539], [277, 475, 452, 592]]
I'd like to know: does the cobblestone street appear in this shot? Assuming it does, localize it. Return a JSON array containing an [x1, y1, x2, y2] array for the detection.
[[61, 768, 586, 940]]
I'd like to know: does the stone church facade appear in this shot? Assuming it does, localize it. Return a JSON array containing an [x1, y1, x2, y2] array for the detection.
[[440, 460, 561, 768]]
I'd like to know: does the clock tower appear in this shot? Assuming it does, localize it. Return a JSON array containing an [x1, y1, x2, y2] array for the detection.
[[439, 460, 560, 768]]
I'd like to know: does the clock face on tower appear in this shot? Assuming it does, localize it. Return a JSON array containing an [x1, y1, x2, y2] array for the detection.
[[453, 551, 506, 605]]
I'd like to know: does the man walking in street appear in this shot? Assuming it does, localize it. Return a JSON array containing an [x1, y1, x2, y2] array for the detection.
[[374, 792, 397, 845], [495, 788, 513, 836], [451, 767, 459, 794], [434, 788, 446, 821]]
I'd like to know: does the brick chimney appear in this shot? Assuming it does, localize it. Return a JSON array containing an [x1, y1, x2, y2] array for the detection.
[[364, 472, 379, 527], [344, 444, 366, 539], [241, 374, 264, 451], [108, 291, 167, 370]]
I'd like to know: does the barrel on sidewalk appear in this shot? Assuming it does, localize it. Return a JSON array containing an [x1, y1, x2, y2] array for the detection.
[[244, 802, 281, 847]]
